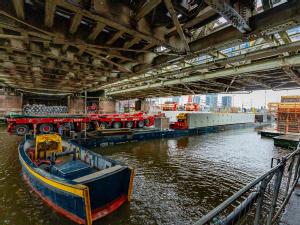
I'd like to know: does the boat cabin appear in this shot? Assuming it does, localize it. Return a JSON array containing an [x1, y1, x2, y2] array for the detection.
[[35, 134, 62, 160]]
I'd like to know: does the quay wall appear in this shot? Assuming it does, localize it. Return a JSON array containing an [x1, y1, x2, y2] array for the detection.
[[0, 94, 22, 117]]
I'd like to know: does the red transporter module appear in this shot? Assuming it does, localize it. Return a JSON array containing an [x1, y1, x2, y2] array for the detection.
[[7, 112, 154, 135]]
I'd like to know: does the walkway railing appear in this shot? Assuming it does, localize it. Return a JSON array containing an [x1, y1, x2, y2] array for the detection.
[[195, 143, 300, 225]]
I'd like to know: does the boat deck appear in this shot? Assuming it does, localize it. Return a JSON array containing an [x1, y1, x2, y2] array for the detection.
[[52, 160, 97, 180], [273, 135, 300, 149], [76, 123, 254, 148], [260, 129, 284, 138]]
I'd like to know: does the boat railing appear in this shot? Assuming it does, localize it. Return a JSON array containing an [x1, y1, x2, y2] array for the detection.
[[194, 142, 300, 225]]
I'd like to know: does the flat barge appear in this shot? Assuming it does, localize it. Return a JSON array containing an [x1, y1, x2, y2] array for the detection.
[[273, 134, 300, 149], [77, 122, 254, 148]]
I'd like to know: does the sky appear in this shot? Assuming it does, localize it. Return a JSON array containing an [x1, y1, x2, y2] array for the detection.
[[219, 89, 300, 108], [154, 89, 300, 109]]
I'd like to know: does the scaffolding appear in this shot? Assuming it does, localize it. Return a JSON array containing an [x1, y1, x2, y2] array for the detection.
[[269, 96, 300, 133]]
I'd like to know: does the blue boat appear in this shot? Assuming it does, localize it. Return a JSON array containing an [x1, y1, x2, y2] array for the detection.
[[19, 134, 135, 224]]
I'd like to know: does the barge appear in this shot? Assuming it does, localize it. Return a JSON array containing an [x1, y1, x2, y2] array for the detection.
[[78, 112, 255, 148], [169, 112, 255, 129], [19, 134, 135, 224]]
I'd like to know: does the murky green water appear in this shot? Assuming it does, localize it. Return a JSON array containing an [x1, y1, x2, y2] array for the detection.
[[0, 126, 290, 225]]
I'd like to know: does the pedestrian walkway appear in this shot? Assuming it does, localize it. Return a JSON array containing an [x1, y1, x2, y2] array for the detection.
[[280, 181, 300, 225]]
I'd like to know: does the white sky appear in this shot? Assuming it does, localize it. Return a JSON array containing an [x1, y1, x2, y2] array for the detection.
[[219, 89, 300, 108], [154, 89, 300, 108]]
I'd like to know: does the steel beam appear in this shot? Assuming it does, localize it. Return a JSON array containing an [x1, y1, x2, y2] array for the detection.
[[282, 66, 300, 85], [164, 0, 190, 52], [88, 22, 106, 41], [106, 54, 300, 95], [104, 40, 300, 90], [279, 31, 292, 44], [123, 37, 141, 49], [135, 0, 161, 21], [106, 30, 124, 45], [69, 13, 82, 34], [44, 0, 57, 28], [204, 0, 251, 33], [132, 0, 300, 73], [12, 0, 24, 19]]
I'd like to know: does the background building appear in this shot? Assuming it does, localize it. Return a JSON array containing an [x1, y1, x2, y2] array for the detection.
[[193, 95, 201, 104], [206, 94, 218, 108], [222, 96, 233, 108]]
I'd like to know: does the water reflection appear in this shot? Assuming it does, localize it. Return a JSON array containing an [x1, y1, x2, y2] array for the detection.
[[0, 126, 289, 225]]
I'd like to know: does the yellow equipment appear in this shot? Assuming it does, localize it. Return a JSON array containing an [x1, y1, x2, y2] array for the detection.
[[170, 113, 188, 129], [35, 134, 62, 160]]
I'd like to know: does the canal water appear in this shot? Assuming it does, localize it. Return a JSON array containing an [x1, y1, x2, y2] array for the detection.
[[0, 125, 290, 225]]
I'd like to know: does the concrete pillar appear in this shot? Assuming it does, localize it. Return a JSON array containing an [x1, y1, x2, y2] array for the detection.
[[84, 91, 87, 114], [20, 93, 23, 108], [0, 93, 22, 114], [141, 99, 150, 113], [69, 97, 84, 114], [99, 98, 116, 114], [67, 95, 71, 112]]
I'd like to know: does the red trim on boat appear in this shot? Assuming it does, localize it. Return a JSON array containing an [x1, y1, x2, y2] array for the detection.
[[23, 174, 86, 224], [92, 195, 128, 221]]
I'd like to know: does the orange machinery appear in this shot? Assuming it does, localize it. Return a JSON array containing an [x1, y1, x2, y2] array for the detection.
[[184, 95, 200, 111], [184, 103, 200, 111], [162, 102, 178, 111], [268, 96, 300, 133]]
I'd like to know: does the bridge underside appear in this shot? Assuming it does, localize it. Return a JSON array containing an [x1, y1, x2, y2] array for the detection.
[[0, 0, 300, 98], [109, 67, 300, 99]]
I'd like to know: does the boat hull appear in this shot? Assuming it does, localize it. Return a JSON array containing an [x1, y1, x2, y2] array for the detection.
[[19, 140, 134, 224]]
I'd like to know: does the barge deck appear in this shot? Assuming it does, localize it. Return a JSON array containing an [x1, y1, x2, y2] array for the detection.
[[273, 135, 300, 149], [76, 123, 254, 148]]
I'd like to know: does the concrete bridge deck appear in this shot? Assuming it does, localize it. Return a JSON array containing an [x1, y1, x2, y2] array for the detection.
[[0, 1, 300, 98]]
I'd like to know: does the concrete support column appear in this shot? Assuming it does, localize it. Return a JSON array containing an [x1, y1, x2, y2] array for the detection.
[[69, 97, 84, 114], [99, 98, 116, 114], [141, 99, 150, 113], [67, 95, 71, 112], [20, 93, 23, 108], [84, 91, 87, 114]]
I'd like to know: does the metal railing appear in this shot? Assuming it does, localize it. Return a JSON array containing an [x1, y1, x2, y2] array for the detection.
[[195, 143, 300, 225]]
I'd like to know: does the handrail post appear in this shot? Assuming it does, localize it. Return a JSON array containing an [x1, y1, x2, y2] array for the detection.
[[254, 175, 272, 225], [266, 165, 284, 225], [194, 148, 300, 225], [284, 156, 295, 198], [293, 153, 300, 182]]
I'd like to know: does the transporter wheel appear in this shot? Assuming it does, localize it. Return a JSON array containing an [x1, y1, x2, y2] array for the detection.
[[137, 120, 144, 128], [126, 121, 133, 129], [62, 123, 73, 130], [39, 124, 53, 134], [99, 122, 108, 129], [86, 122, 95, 131], [144, 119, 150, 126], [15, 125, 29, 136], [113, 122, 122, 129]]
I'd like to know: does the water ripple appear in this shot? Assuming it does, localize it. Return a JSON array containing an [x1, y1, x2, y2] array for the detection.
[[0, 126, 289, 225]]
